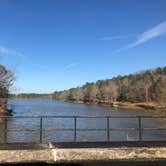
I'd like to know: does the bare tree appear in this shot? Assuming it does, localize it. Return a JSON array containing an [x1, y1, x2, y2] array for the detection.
[[0, 65, 14, 90], [0, 64, 14, 112]]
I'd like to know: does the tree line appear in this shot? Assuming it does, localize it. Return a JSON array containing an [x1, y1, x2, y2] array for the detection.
[[12, 93, 52, 99], [52, 67, 166, 107]]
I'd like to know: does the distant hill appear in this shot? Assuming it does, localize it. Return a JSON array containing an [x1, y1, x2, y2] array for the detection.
[[53, 67, 166, 109]]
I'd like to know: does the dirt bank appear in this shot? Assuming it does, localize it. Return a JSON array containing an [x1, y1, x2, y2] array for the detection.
[[64, 99, 166, 113], [0, 98, 11, 116], [112, 101, 160, 110]]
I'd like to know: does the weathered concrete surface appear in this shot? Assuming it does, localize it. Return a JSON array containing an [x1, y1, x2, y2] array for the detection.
[[55, 147, 166, 163], [0, 142, 166, 164], [0, 144, 53, 163], [0, 149, 53, 163]]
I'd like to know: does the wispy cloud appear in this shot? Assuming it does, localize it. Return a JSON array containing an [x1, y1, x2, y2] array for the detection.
[[128, 21, 166, 48], [101, 34, 136, 41], [0, 46, 25, 58], [110, 21, 166, 55], [64, 63, 79, 70]]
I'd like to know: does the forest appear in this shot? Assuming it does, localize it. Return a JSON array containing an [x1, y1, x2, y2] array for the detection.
[[12, 93, 51, 99], [52, 67, 166, 108]]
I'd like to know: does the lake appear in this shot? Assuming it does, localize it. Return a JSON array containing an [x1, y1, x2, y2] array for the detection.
[[1, 99, 166, 143]]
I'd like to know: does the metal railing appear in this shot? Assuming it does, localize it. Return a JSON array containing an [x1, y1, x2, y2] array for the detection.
[[0, 115, 166, 143]]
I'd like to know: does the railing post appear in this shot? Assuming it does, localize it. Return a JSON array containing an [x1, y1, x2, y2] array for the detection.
[[74, 117, 77, 142], [4, 118, 7, 143], [107, 117, 110, 141], [40, 117, 43, 143], [138, 116, 142, 142]]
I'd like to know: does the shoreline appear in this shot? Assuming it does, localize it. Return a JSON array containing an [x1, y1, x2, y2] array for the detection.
[[62, 99, 166, 114], [0, 108, 12, 116]]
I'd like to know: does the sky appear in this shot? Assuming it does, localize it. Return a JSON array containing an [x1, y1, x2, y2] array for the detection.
[[0, 0, 166, 93]]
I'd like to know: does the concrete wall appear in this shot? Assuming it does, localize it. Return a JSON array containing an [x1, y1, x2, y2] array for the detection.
[[0, 143, 166, 164]]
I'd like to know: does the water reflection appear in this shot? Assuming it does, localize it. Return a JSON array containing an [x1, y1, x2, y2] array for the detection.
[[0, 118, 5, 143]]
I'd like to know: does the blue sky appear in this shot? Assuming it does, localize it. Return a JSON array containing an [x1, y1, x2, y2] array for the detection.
[[0, 0, 166, 93]]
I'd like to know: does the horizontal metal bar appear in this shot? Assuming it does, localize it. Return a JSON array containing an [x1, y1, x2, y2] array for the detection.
[[6, 128, 107, 132], [142, 128, 166, 131], [6, 129, 42, 132], [75, 129, 106, 131], [110, 128, 139, 131], [1, 115, 166, 118], [6, 128, 75, 131], [5, 127, 166, 132]]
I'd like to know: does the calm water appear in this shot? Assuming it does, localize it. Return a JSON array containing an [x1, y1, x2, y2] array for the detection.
[[1, 99, 166, 143]]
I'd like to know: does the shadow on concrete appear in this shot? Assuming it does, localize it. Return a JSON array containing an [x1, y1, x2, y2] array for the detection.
[[0, 161, 166, 166]]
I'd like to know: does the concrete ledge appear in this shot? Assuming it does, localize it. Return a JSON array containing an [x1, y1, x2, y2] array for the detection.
[[0, 142, 166, 164], [55, 147, 166, 163], [0, 149, 53, 163]]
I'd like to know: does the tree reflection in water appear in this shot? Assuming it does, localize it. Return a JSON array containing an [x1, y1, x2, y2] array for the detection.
[[0, 118, 5, 143]]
